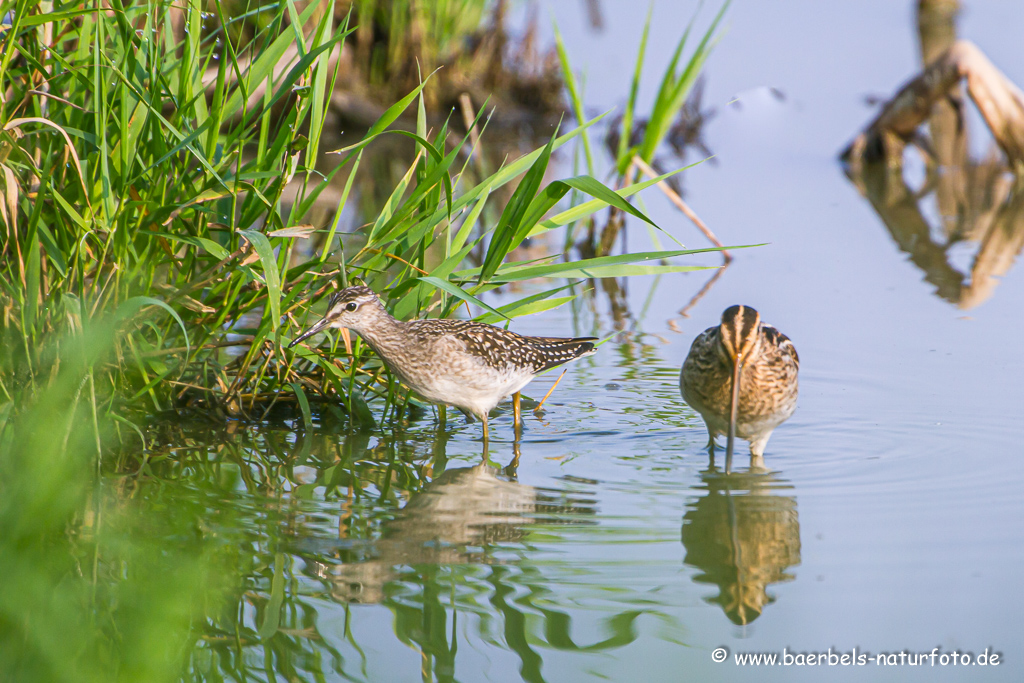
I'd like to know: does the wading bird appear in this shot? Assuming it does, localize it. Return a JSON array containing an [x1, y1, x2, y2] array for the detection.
[[680, 305, 799, 468], [289, 286, 597, 441]]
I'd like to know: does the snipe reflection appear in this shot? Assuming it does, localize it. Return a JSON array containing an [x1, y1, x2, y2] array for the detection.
[[681, 465, 801, 625]]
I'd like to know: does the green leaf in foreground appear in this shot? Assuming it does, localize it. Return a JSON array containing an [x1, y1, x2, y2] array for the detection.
[[481, 166, 663, 285], [117, 296, 191, 359], [459, 246, 745, 283], [474, 282, 586, 324], [479, 129, 557, 283], [530, 163, 701, 238], [239, 230, 282, 331], [416, 276, 511, 323], [500, 263, 712, 280]]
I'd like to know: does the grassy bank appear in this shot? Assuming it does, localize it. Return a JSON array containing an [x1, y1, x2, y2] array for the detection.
[[0, 1, 732, 680], [0, 0, 722, 435]]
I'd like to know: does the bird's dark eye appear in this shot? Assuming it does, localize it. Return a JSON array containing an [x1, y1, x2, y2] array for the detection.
[[345, 302, 358, 312]]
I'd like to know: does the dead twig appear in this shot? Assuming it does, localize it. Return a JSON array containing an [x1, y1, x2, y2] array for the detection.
[[677, 265, 728, 319], [631, 154, 730, 262]]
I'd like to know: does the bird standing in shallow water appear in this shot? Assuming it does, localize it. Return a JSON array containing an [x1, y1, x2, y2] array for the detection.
[[680, 305, 799, 469], [288, 286, 597, 441]]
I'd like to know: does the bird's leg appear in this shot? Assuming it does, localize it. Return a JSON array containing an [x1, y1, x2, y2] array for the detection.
[[438, 404, 447, 430], [747, 436, 769, 473], [513, 392, 523, 442], [705, 428, 717, 469], [513, 392, 522, 430], [749, 432, 770, 459], [480, 414, 490, 463]]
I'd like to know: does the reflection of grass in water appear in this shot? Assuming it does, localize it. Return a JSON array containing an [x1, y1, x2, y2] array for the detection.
[[0, 326, 236, 682], [0, 319, 700, 681], [78, 421, 676, 682]]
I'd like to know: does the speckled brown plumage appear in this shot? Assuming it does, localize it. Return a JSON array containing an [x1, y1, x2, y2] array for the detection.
[[400, 319, 596, 373], [290, 286, 596, 426], [681, 305, 799, 458]]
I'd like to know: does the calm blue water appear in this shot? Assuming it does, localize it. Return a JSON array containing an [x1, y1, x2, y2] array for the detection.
[[162, 1, 1024, 681]]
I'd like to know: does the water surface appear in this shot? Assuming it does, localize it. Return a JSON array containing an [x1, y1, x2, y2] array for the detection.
[[128, 1, 1024, 680]]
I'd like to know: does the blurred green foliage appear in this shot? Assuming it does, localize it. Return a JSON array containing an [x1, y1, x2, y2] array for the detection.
[[0, 322, 235, 682]]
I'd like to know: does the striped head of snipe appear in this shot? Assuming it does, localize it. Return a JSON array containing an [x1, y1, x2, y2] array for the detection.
[[717, 305, 762, 459], [717, 304, 762, 369], [288, 285, 386, 354]]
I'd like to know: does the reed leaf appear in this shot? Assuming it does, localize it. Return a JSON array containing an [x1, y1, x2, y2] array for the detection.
[[239, 229, 283, 331]]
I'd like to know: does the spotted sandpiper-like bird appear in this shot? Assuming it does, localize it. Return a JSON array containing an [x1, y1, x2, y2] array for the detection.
[[288, 286, 597, 440], [680, 305, 799, 468]]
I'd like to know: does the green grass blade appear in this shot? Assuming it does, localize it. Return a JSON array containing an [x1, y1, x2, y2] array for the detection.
[[479, 129, 557, 282], [429, 111, 609, 231], [220, 2, 325, 119], [416, 276, 510, 322], [331, 74, 437, 161], [639, 2, 728, 164], [289, 382, 313, 429], [495, 263, 713, 280], [452, 188, 489, 253], [504, 173, 662, 261], [465, 246, 744, 281], [319, 151, 362, 264], [530, 164, 695, 237], [553, 23, 593, 176], [475, 282, 585, 324], [116, 296, 191, 359], [618, 3, 653, 173], [239, 229, 282, 332]]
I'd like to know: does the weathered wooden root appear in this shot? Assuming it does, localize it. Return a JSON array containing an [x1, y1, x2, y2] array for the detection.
[[842, 40, 1024, 171]]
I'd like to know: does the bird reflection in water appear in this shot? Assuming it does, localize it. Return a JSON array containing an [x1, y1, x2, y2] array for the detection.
[[307, 434, 596, 605], [299, 434, 599, 681], [327, 459, 531, 603], [681, 464, 801, 626]]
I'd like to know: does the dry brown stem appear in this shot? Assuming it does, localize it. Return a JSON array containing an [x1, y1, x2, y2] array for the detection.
[[631, 155, 729, 262]]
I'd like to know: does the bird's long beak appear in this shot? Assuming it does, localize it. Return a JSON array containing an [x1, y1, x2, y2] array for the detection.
[[288, 316, 331, 349], [726, 358, 743, 473]]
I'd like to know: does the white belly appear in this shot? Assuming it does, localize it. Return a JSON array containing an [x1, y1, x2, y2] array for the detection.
[[413, 368, 534, 418]]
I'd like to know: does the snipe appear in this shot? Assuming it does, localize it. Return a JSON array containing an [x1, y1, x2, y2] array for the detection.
[[680, 305, 799, 466], [289, 286, 597, 440]]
